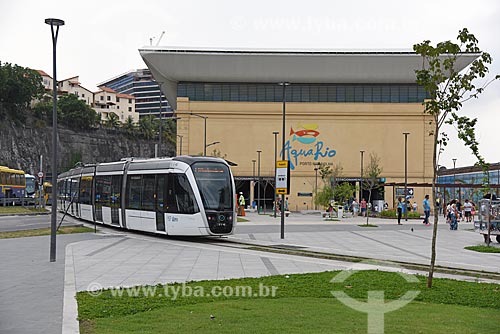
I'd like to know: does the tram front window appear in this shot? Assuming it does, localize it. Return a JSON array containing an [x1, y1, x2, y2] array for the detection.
[[192, 162, 232, 211]]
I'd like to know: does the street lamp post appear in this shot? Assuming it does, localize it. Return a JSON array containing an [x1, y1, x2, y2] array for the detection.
[[45, 17, 64, 263], [257, 150, 262, 214], [314, 167, 319, 210], [252, 159, 256, 209], [278, 82, 290, 239], [452, 158, 457, 200], [190, 113, 207, 155], [158, 82, 163, 157], [176, 135, 183, 155], [360, 150, 365, 202], [273, 131, 279, 218], [403, 132, 410, 221]]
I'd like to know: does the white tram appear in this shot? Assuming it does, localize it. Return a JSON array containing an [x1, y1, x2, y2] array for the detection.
[[57, 156, 236, 236]]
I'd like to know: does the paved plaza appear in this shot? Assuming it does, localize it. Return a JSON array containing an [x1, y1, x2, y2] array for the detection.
[[1, 211, 499, 334]]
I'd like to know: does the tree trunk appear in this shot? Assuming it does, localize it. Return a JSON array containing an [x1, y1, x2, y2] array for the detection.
[[427, 120, 440, 288], [366, 189, 372, 225]]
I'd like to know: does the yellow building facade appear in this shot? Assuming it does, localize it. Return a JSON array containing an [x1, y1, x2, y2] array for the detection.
[[139, 47, 476, 211], [175, 97, 436, 210]]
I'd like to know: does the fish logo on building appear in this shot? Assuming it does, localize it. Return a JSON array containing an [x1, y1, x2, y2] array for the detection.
[[283, 123, 337, 170], [289, 124, 320, 145]]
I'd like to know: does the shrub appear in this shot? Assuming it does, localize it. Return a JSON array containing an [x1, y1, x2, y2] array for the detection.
[[380, 209, 421, 219]]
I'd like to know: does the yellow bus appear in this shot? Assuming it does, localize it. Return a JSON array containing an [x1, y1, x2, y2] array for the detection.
[[0, 166, 26, 199]]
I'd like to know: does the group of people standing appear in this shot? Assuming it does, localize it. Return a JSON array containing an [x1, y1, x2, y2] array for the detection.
[[444, 198, 475, 230], [350, 198, 369, 217], [396, 194, 431, 225], [395, 195, 475, 229]]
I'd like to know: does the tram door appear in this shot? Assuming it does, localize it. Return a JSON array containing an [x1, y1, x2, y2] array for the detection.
[[155, 174, 166, 232], [110, 175, 121, 225]]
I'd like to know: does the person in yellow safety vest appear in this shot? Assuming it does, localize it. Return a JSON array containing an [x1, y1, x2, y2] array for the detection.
[[238, 192, 246, 216]]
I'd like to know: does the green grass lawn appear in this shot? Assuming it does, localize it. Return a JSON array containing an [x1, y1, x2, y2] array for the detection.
[[0, 226, 94, 239], [77, 270, 500, 334], [237, 217, 249, 222], [0, 206, 49, 215], [465, 245, 500, 253], [358, 224, 379, 227]]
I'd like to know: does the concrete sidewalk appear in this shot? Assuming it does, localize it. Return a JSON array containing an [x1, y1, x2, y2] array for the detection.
[[0, 233, 100, 334], [232, 211, 500, 273]]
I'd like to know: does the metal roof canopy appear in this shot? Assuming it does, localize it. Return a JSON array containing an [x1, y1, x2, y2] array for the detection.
[[138, 47, 478, 109]]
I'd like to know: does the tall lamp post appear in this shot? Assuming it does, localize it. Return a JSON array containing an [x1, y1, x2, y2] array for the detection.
[[360, 150, 365, 202], [257, 150, 262, 214], [403, 132, 410, 221], [252, 159, 256, 209], [158, 82, 163, 157], [45, 17, 64, 263], [278, 82, 290, 239], [273, 131, 279, 218], [176, 134, 183, 155], [314, 167, 319, 210], [190, 113, 207, 155], [452, 158, 457, 200]]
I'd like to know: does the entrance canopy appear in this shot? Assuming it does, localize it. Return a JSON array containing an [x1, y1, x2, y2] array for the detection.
[[138, 46, 478, 109]]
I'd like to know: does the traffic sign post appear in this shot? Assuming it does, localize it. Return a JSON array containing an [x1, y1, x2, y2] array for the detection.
[[275, 160, 290, 195]]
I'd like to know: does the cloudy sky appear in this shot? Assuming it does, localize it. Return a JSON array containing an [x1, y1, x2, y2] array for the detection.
[[1, 0, 499, 168]]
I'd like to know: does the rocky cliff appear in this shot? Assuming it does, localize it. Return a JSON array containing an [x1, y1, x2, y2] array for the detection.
[[0, 119, 175, 177]]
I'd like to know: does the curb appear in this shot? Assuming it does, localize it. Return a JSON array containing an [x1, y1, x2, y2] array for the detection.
[[62, 244, 80, 334]]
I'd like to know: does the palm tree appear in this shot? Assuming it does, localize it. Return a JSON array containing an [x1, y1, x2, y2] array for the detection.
[[139, 116, 155, 139], [105, 112, 120, 129], [122, 115, 136, 135]]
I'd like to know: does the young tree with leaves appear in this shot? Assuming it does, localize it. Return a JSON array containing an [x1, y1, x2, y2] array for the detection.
[[362, 153, 383, 225], [414, 28, 499, 288]]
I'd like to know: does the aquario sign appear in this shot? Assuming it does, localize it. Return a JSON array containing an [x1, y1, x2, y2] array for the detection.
[[282, 123, 337, 170]]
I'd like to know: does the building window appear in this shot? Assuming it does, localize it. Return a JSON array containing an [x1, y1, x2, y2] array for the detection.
[[116, 97, 120, 102], [82, 93, 85, 97], [117, 106, 120, 109], [107, 96, 111, 101], [177, 82, 430, 103], [129, 99, 132, 103], [100, 96, 104, 101], [128, 107, 132, 112]]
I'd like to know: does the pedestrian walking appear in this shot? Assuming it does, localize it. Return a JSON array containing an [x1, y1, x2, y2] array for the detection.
[[422, 194, 431, 225], [463, 199, 473, 222], [397, 197, 404, 225], [351, 199, 359, 216], [360, 198, 367, 217], [449, 203, 458, 230]]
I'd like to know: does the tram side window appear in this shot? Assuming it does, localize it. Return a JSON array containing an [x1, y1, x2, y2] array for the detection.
[[142, 175, 156, 211], [79, 177, 93, 205], [71, 179, 80, 202], [111, 175, 122, 208], [126, 175, 142, 210], [165, 174, 198, 214], [95, 176, 112, 206]]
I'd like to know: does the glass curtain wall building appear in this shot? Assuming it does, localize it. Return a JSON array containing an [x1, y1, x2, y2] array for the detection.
[[438, 163, 500, 205], [99, 69, 173, 118]]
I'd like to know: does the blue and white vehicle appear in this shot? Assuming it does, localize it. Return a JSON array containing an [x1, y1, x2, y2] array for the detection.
[[57, 156, 236, 236], [25, 174, 36, 198]]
